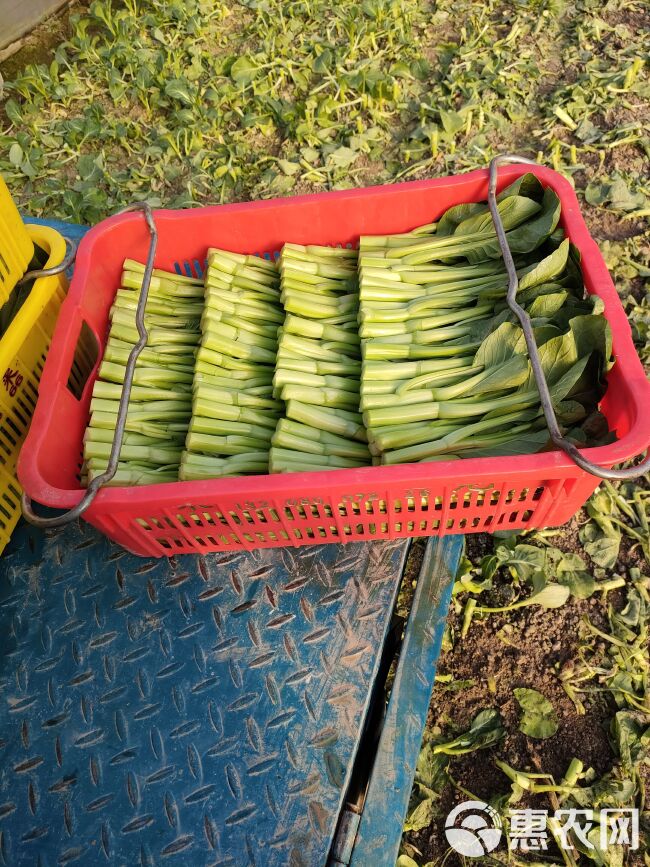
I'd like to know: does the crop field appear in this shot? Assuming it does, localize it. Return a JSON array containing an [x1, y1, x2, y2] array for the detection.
[[1, 0, 648, 863]]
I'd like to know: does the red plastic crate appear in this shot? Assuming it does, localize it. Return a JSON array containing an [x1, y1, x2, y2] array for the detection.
[[18, 165, 650, 556]]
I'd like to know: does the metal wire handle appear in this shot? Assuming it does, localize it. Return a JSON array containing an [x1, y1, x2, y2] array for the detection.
[[488, 153, 650, 480], [21, 202, 158, 528], [17, 236, 78, 286]]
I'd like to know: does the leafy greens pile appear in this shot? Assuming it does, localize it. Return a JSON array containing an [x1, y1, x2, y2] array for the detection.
[[358, 174, 614, 464], [83, 174, 616, 485]]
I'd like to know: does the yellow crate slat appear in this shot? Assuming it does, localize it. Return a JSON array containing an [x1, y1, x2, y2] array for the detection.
[[0, 175, 34, 300], [0, 219, 68, 553]]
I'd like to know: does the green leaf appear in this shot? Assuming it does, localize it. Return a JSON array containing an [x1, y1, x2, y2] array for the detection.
[[464, 309, 513, 344], [455, 195, 541, 237], [585, 181, 609, 206], [557, 552, 586, 572], [575, 118, 600, 143], [20, 158, 36, 178], [472, 355, 530, 394], [267, 174, 296, 194], [481, 553, 499, 582], [439, 109, 465, 135], [586, 487, 619, 534], [391, 61, 413, 79], [437, 201, 487, 237], [496, 543, 548, 582], [403, 797, 436, 832], [77, 154, 101, 181], [606, 178, 645, 211], [563, 243, 585, 293], [586, 177, 646, 212], [473, 322, 524, 368], [497, 173, 545, 203], [532, 323, 562, 345], [300, 147, 320, 164], [527, 583, 571, 608], [326, 146, 358, 169], [433, 708, 505, 755], [230, 56, 259, 86], [410, 58, 430, 80], [4, 99, 22, 126], [277, 159, 300, 175], [527, 291, 569, 318], [616, 588, 643, 629], [462, 188, 560, 263], [612, 711, 649, 772], [569, 311, 613, 372], [518, 239, 570, 292], [517, 327, 585, 394], [164, 78, 193, 105], [579, 523, 620, 569], [548, 353, 592, 401], [558, 569, 596, 599], [415, 743, 449, 792], [570, 773, 635, 809], [514, 688, 559, 739], [8, 143, 23, 167], [519, 278, 567, 299], [505, 188, 563, 254], [313, 49, 332, 73], [397, 856, 421, 867]]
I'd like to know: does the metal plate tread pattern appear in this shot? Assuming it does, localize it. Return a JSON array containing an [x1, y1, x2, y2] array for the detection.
[[0, 518, 409, 866], [349, 535, 463, 867]]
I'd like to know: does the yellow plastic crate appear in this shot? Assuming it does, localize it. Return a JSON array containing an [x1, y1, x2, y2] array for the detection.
[[0, 176, 34, 305], [0, 223, 68, 552]]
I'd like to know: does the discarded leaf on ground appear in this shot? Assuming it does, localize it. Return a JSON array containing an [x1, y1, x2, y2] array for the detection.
[[433, 708, 505, 755], [580, 522, 620, 569], [558, 568, 597, 599], [526, 583, 571, 609], [415, 743, 450, 794], [403, 797, 437, 833], [514, 688, 559, 739]]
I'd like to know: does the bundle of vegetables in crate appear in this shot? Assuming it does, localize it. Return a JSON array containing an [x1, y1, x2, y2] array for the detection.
[[82, 173, 614, 485]]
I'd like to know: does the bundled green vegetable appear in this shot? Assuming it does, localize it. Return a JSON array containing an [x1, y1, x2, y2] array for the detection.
[[358, 174, 614, 464], [83, 259, 202, 485], [82, 174, 615, 487], [180, 248, 282, 480], [269, 243, 370, 473]]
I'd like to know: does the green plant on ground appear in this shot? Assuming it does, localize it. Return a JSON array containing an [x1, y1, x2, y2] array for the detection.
[[400, 577, 650, 866]]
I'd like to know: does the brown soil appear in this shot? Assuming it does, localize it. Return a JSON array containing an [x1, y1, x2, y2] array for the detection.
[[405, 575, 634, 864], [404, 478, 650, 864]]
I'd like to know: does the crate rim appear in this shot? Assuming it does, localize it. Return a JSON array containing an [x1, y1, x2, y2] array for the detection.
[[18, 164, 650, 514], [0, 224, 67, 363]]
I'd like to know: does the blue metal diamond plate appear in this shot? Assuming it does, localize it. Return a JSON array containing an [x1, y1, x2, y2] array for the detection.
[[0, 519, 409, 866], [349, 535, 462, 867]]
